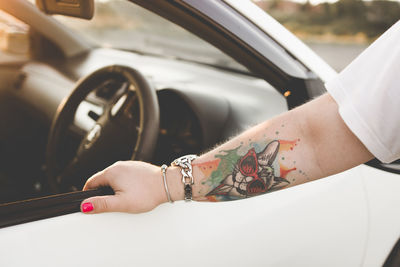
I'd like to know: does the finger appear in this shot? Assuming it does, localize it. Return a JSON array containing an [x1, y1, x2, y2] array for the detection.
[[81, 195, 123, 214], [82, 170, 111, 191]]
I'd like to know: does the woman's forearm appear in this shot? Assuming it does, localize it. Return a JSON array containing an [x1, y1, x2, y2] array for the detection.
[[166, 93, 373, 202]]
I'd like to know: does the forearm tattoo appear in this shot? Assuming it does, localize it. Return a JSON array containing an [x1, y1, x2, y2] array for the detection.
[[197, 138, 302, 201]]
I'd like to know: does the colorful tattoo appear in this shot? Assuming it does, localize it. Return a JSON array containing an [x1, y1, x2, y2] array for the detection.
[[200, 139, 298, 201]]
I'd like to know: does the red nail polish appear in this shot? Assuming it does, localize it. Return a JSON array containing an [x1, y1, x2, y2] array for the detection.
[[82, 202, 93, 213]]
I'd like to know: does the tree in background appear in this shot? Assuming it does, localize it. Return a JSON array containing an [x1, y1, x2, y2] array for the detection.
[[254, 0, 400, 41]]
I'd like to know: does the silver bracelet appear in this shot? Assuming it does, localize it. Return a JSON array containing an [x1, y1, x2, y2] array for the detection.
[[171, 154, 198, 201], [161, 164, 173, 203]]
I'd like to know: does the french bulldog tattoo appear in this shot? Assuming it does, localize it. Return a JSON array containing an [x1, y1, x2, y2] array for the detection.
[[206, 140, 289, 198]]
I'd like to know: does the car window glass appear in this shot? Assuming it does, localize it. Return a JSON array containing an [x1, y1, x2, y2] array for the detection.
[[53, 0, 248, 72]]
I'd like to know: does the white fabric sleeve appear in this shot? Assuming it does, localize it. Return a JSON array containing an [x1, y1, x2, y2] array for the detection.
[[325, 20, 400, 163]]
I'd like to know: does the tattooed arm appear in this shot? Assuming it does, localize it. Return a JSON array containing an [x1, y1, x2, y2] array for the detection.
[[188, 93, 373, 201], [81, 94, 373, 212]]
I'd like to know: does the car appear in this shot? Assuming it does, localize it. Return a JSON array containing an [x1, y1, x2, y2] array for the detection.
[[0, 0, 400, 266]]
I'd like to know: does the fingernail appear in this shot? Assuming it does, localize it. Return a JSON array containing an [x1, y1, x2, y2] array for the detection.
[[82, 202, 94, 213]]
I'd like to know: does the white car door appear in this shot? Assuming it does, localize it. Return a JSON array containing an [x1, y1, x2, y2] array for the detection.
[[1, 168, 369, 267]]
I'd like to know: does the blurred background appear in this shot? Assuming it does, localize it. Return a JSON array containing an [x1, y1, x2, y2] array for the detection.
[[252, 0, 400, 71]]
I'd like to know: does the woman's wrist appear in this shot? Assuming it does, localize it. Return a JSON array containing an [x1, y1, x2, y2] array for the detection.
[[164, 163, 205, 202], [165, 166, 184, 202]]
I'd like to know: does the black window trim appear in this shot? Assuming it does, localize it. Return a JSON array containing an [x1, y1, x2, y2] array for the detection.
[[0, 187, 113, 228]]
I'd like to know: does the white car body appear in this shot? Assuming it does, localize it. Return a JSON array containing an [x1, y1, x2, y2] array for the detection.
[[0, 1, 399, 266]]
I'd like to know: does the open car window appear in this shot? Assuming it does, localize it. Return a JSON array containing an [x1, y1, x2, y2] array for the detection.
[[0, 0, 255, 210]]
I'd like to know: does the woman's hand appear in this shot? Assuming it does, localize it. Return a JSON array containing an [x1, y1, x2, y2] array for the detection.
[[80, 161, 175, 214]]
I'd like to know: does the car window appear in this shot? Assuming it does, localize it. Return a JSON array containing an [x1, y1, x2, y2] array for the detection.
[[52, 0, 248, 72]]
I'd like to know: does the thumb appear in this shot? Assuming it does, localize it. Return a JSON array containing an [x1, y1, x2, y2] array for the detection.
[[81, 195, 123, 214]]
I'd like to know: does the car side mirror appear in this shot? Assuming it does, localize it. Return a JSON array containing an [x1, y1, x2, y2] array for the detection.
[[36, 0, 94, 20]]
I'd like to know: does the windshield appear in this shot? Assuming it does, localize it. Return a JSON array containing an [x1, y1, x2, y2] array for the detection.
[[53, 0, 247, 72]]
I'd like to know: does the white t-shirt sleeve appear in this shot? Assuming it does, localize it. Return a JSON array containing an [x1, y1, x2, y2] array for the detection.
[[325, 20, 400, 163]]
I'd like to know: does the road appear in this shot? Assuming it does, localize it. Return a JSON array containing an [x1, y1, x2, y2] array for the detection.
[[306, 42, 369, 72]]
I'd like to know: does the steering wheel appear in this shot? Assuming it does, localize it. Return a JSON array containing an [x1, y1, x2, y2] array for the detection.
[[46, 65, 159, 192]]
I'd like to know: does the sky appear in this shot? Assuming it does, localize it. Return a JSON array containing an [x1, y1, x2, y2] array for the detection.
[[254, 0, 400, 5], [300, 0, 400, 5], [292, 0, 338, 4]]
